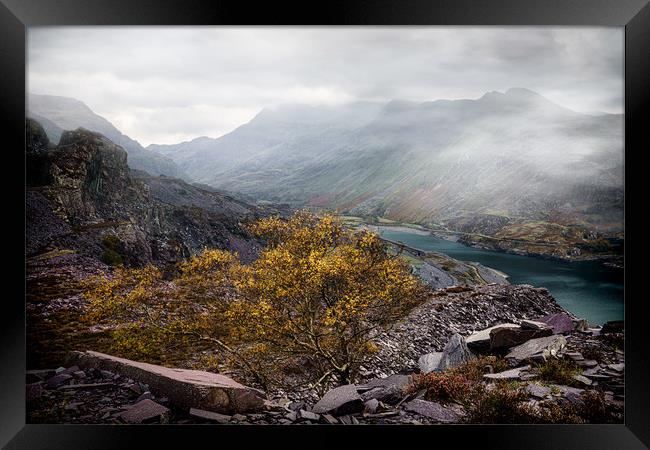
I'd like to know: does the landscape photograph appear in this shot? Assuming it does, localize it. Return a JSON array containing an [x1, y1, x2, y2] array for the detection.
[[25, 26, 624, 425]]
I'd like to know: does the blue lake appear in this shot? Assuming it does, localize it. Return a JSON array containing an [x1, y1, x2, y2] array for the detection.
[[378, 229, 624, 326]]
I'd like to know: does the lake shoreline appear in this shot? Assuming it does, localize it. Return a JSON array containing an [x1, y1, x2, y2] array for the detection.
[[362, 223, 622, 266]]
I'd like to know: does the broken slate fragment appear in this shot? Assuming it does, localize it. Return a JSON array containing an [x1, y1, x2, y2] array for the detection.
[[46, 373, 73, 389], [120, 399, 170, 424], [189, 407, 231, 424], [297, 409, 320, 421], [536, 313, 574, 334], [404, 399, 464, 423], [505, 335, 566, 364], [525, 383, 551, 399], [483, 365, 531, 381]]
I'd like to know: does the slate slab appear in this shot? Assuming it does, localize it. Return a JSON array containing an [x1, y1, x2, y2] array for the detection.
[[312, 384, 364, 416], [505, 335, 566, 363], [65, 350, 267, 414], [404, 399, 464, 423]]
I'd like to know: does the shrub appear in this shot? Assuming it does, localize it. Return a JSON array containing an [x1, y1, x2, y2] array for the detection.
[[464, 384, 538, 423], [408, 372, 474, 402], [450, 355, 510, 382], [101, 234, 124, 266], [84, 211, 428, 389], [535, 357, 582, 386]]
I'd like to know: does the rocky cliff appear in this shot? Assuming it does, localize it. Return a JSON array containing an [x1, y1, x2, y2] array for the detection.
[[26, 119, 283, 266]]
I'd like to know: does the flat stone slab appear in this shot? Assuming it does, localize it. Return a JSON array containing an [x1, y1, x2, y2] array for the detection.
[[120, 399, 170, 424], [484, 365, 531, 381], [66, 350, 267, 414], [505, 335, 566, 363], [404, 399, 464, 423], [312, 384, 363, 416]]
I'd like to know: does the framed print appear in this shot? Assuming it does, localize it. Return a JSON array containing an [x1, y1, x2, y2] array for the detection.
[[1, 0, 649, 448]]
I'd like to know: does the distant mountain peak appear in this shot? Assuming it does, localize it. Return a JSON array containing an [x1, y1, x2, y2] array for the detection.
[[505, 87, 541, 97]]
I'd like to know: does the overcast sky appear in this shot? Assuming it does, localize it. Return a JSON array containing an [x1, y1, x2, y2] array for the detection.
[[28, 27, 623, 146]]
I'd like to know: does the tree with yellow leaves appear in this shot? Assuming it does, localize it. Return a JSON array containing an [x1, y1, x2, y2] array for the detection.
[[83, 210, 427, 388]]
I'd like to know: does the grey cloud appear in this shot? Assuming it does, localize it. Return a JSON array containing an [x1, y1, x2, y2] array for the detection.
[[27, 26, 623, 145]]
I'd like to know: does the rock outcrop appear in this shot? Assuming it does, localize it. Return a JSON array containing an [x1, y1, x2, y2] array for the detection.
[[26, 119, 286, 265], [363, 284, 567, 378]]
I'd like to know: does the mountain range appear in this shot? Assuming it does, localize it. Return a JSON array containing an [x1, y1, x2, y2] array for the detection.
[[149, 88, 624, 232], [28, 89, 624, 235]]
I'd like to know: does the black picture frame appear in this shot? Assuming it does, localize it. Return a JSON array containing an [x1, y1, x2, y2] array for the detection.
[[2, 0, 648, 448]]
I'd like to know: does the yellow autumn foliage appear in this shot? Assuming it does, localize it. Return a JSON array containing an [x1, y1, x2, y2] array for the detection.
[[83, 210, 427, 387]]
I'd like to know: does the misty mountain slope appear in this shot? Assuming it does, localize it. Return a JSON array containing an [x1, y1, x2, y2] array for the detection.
[[147, 102, 385, 182], [190, 88, 622, 231], [28, 94, 188, 179]]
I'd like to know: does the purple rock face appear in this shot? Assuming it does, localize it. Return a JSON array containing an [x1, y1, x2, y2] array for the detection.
[[536, 313, 574, 334]]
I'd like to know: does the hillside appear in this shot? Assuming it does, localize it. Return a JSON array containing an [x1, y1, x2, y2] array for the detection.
[[28, 94, 188, 179]]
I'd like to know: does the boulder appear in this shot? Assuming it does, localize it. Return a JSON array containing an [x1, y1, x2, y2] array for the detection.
[[312, 384, 364, 416], [489, 326, 552, 349], [438, 333, 474, 370], [120, 399, 170, 424], [65, 350, 266, 414], [418, 352, 443, 374], [536, 313, 574, 334], [466, 323, 519, 350], [505, 335, 567, 364], [357, 374, 411, 404], [404, 399, 464, 423]]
